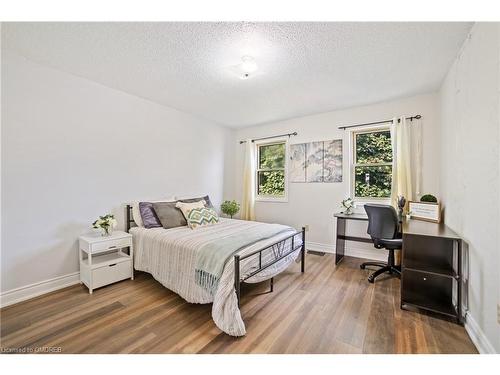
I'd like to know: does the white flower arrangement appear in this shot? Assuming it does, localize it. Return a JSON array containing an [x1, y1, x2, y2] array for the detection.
[[92, 214, 117, 236], [341, 197, 355, 215]]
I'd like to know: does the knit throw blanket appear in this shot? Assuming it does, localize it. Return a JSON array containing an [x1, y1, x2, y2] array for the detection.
[[195, 222, 290, 295]]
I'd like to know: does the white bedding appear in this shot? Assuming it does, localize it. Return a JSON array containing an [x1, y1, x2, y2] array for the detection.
[[131, 218, 302, 336]]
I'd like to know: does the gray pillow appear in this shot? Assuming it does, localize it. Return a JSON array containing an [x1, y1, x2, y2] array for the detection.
[[181, 195, 213, 208], [153, 201, 188, 229], [139, 202, 162, 229], [153, 196, 213, 229]]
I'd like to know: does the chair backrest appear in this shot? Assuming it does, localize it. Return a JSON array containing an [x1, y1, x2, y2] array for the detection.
[[364, 204, 399, 241]]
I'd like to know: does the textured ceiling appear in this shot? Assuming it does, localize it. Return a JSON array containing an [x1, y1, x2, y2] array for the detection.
[[2, 22, 472, 127]]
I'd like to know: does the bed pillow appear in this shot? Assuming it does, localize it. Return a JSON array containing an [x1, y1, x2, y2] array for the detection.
[[138, 202, 163, 229], [175, 200, 206, 221], [186, 207, 219, 229], [152, 200, 202, 229], [179, 195, 213, 208], [132, 197, 175, 227], [132, 202, 144, 227]]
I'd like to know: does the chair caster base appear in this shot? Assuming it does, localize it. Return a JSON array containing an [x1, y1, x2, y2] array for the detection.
[[366, 266, 401, 283]]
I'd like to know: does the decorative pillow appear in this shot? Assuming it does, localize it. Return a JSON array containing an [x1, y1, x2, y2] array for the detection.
[[139, 202, 163, 229], [152, 198, 211, 230], [186, 207, 219, 229], [179, 195, 214, 208], [153, 201, 189, 229], [175, 200, 206, 221], [132, 197, 175, 227]]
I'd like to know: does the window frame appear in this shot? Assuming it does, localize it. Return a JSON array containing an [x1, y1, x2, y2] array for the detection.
[[348, 125, 393, 204], [254, 138, 289, 203]]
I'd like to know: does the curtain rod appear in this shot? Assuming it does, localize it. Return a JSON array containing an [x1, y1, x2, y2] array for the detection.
[[239, 132, 298, 144], [338, 115, 422, 130]]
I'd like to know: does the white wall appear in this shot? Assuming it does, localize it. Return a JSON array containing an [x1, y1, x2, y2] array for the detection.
[[439, 23, 500, 353], [225, 93, 440, 259], [1, 50, 230, 295]]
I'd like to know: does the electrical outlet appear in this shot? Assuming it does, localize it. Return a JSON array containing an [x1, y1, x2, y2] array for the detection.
[[304, 225, 309, 232]]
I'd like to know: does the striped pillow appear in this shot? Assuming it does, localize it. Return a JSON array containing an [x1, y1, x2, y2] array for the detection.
[[186, 207, 219, 229]]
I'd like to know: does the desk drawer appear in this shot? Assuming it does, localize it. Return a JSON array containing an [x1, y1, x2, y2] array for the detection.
[[91, 238, 132, 254], [92, 260, 132, 289]]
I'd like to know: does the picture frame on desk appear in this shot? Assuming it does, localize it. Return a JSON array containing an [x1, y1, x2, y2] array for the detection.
[[408, 201, 442, 223]]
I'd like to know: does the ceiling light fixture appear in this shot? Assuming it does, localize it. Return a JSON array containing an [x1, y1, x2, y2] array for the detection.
[[239, 55, 258, 79]]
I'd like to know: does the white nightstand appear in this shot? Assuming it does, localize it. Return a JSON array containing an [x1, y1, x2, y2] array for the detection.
[[79, 230, 133, 294]]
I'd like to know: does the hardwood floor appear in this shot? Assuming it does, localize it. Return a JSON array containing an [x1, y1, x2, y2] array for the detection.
[[0, 254, 477, 354]]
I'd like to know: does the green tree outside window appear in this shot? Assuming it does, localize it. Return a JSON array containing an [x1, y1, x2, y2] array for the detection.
[[257, 142, 286, 197], [354, 130, 393, 198]]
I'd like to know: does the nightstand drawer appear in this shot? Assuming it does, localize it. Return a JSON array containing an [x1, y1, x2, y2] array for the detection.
[[92, 260, 132, 289], [91, 237, 132, 254]]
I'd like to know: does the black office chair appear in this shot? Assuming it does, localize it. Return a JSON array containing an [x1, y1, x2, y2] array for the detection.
[[361, 204, 402, 283]]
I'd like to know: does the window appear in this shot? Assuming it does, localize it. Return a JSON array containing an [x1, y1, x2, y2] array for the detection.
[[352, 128, 393, 199], [256, 141, 287, 200]]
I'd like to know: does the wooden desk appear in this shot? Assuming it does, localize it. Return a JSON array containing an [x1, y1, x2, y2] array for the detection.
[[401, 219, 463, 324], [333, 213, 372, 264], [333, 212, 464, 324]]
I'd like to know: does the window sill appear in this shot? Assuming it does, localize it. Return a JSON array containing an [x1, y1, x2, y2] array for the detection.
[[255, 197, 289, 203], [353, 198, 391, 206]]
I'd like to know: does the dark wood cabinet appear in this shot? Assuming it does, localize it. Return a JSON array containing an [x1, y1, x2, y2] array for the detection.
[[401, 219, 463, 324]]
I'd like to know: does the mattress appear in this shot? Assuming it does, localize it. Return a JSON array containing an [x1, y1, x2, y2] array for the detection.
[[131, 218, 302, 336]]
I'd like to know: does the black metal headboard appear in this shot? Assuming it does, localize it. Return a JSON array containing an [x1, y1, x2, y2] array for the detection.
[[126, 204, 135, 233]]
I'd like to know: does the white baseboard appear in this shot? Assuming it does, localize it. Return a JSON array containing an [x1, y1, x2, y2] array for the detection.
[[306, 241, 386, 261], [0, 272, 80, 308], [464, 311, 497, 354], [307, 241, 335, 253]]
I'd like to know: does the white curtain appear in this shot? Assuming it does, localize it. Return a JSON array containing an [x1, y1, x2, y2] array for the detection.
[[413, 117, 423, 198], [390, 116, 413, 207], [240, 140, 256, 221]]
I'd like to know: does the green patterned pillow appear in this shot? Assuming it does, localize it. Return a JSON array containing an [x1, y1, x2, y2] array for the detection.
[[186, 207, 219, 229]]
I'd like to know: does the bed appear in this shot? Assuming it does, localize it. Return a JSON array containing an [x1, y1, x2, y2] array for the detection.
[[126, 205, 305, 336]]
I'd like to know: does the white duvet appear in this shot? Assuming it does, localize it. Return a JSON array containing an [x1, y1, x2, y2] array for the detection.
[[131, 218, 302, 336]]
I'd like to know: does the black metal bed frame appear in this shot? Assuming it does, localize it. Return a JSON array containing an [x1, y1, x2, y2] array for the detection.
[[234, 228, 305, 307], [125, 205, 306, 307]]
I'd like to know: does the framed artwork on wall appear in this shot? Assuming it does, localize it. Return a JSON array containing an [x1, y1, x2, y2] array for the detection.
[[289, 139, 343, 183], [289, 144, 307, 182], [306, 141, 324, 182], [324, 139, 342, 183]]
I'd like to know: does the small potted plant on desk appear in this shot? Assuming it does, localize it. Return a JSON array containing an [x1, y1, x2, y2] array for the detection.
[[420, 194, 438, 203]]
